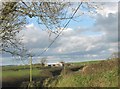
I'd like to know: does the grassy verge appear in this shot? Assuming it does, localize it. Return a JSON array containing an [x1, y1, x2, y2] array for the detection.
[[54, 67, 118, 87], [44, 58, 118, 87]]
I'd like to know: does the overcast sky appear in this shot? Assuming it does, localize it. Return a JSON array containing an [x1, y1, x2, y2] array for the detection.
[[1, 2, 119, 65]]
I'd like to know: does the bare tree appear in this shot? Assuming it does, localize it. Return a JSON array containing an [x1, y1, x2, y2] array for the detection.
[[0, 2, 27, 57], [40, 57, 47, 67], [0, 1, 99, 57], [0, 2, 72, 56]]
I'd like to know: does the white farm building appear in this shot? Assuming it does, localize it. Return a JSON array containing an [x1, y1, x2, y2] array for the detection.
[[45, 62, 64, 67]]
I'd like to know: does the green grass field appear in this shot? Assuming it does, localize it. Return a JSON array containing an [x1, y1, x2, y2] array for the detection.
[[3, 69, 41, 79], [72, 60, 102, 66]]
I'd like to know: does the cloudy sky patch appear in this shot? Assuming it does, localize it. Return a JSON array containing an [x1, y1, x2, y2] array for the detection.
[[2, 2, 118, 65], [21, 2, 118, 59]]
